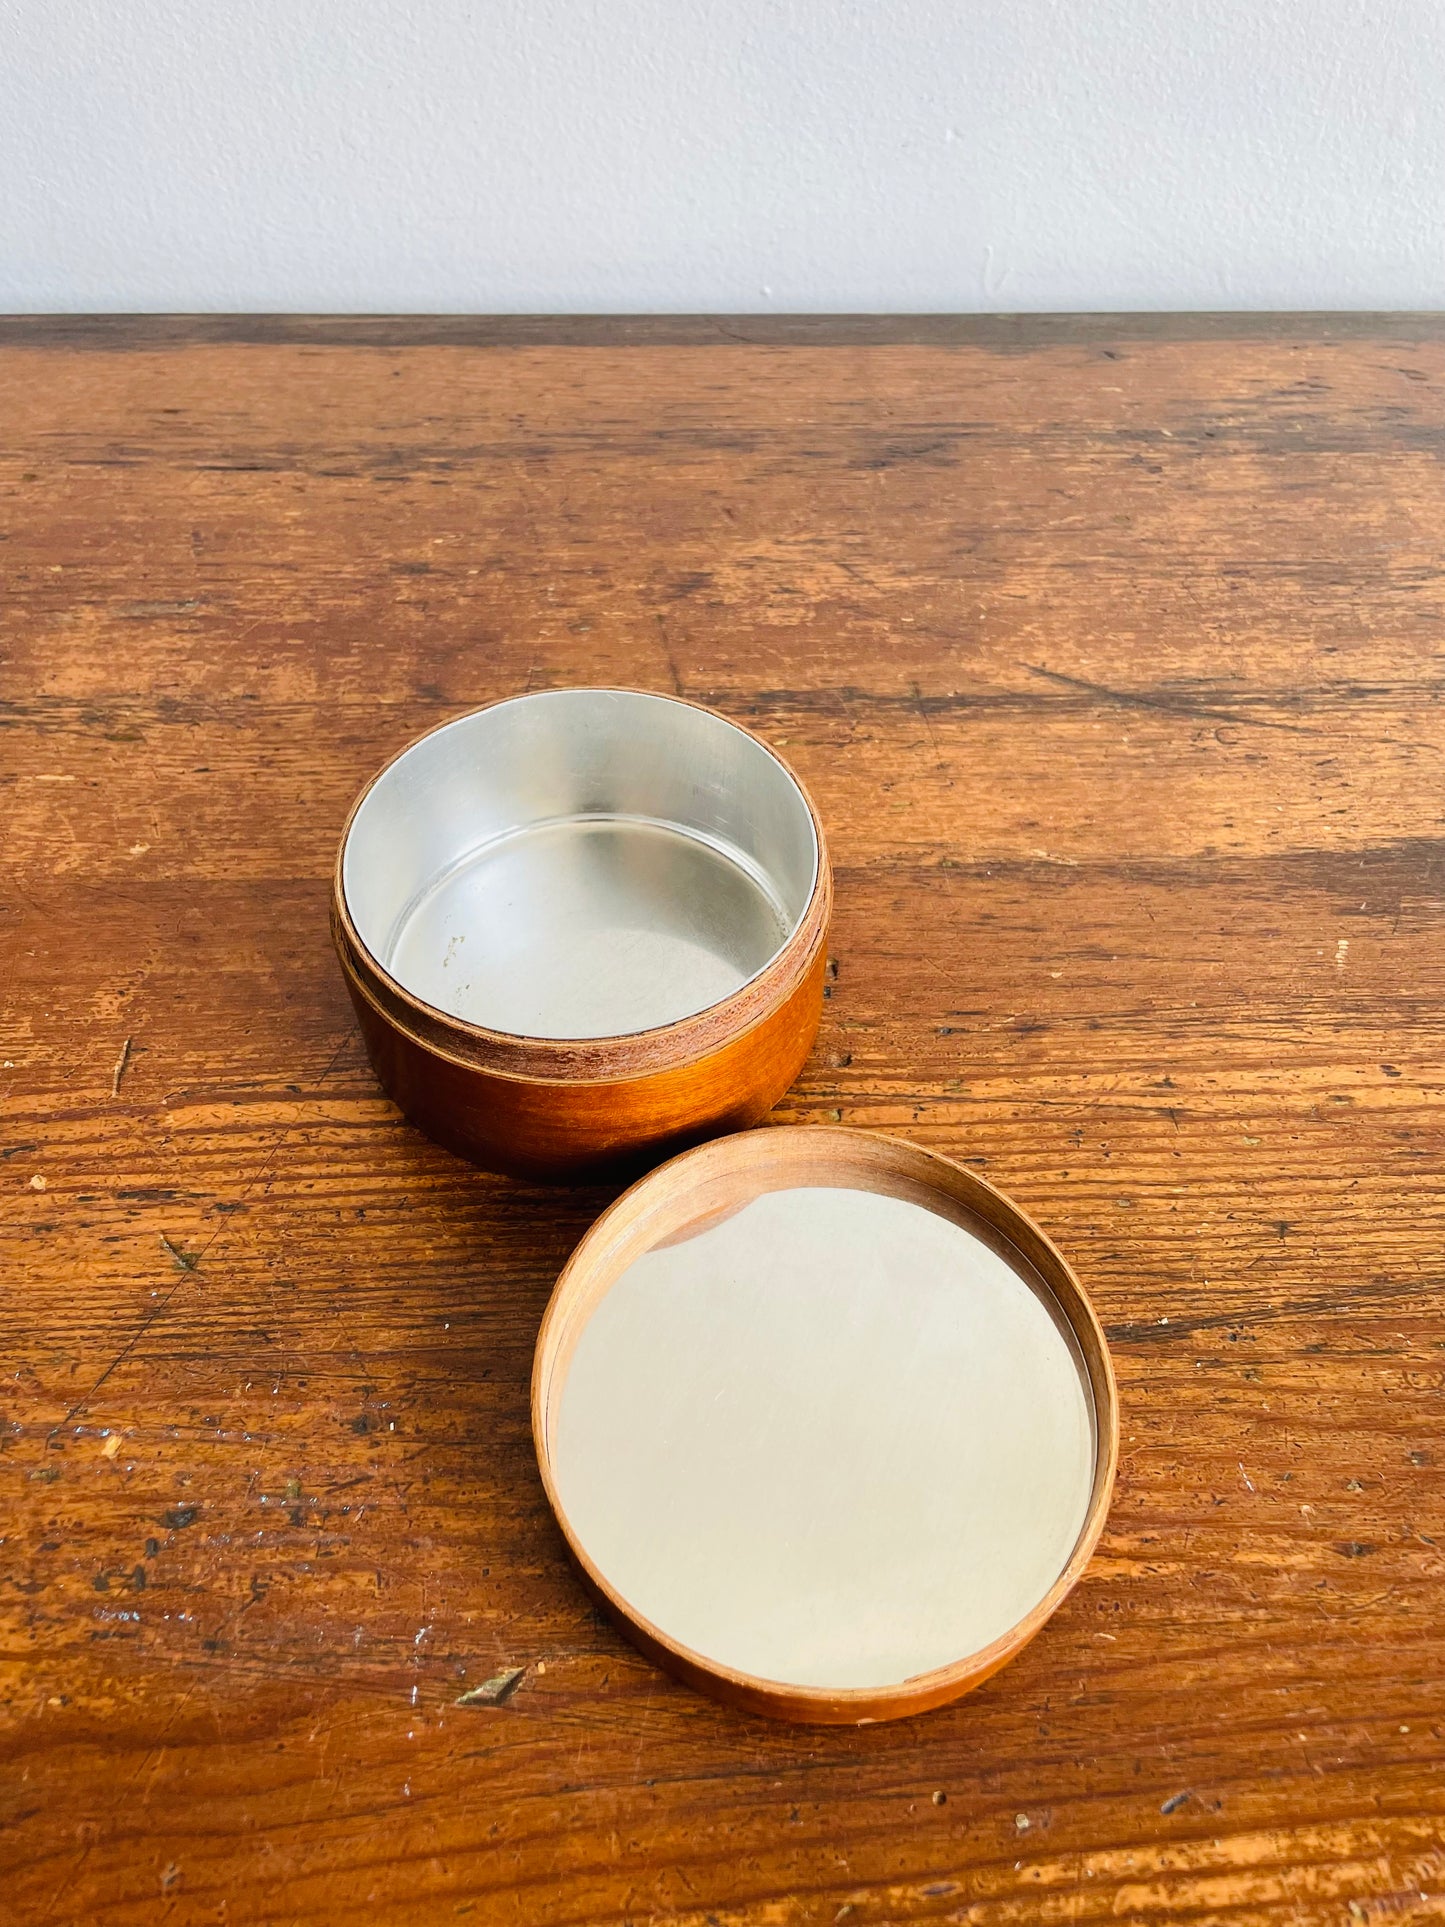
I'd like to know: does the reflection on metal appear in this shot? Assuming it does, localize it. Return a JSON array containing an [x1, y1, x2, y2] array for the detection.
[[553, 1184, 1096, 1692], [342, 688, 818, 1038]]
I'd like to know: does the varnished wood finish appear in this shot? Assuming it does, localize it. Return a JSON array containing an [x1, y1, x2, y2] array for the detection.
[[3, 313, 1445, 1922], [533, 1126, 1118, 1723], [330, 698, 832, 1179], [336, 923, 829, 1181]]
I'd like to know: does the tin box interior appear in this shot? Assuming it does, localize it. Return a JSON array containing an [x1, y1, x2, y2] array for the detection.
[[341, 689, 819, 1041]]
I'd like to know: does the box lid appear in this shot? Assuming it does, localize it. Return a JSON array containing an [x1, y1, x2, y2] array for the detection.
[[532, 1125, 1118, 1724]]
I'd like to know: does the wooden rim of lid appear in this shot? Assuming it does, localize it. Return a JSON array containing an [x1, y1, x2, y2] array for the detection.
[[532, 1125, 1119, 1724]]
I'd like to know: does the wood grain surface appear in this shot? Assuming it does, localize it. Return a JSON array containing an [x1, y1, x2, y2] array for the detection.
[[2, 313, 1443, 1925]]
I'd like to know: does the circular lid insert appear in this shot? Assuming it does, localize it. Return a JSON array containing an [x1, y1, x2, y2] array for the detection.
[[532, 1127, 1118, 1723]]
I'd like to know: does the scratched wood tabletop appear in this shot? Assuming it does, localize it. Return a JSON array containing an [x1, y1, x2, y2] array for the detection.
[[3, 313, 1444, 1926]]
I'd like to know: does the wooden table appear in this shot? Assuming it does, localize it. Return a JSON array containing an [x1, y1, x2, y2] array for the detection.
[[3, 315, 1443, 1925]]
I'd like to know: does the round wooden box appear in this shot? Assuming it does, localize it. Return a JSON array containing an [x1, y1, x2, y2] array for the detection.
[[332, 689, 831, 1181]]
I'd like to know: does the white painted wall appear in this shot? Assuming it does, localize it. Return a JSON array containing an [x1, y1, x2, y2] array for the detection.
[[4, 0, 1444, 313]]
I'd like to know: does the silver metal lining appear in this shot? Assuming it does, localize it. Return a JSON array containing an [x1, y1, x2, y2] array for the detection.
[[551, 1182, 1098, 1692], [342, 690, 820, 1040]]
